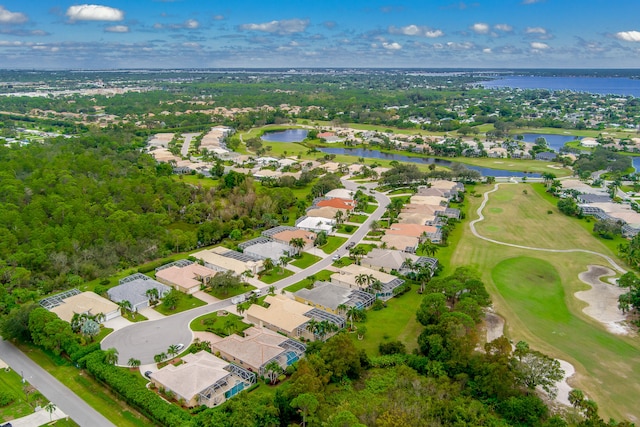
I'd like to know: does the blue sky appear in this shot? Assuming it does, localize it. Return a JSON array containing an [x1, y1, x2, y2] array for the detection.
[[0, 1, 639, 69]]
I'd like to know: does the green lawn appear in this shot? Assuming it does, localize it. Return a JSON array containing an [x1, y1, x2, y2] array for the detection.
[[336, 224, 358, 234], [450, 183, 640, 420], [121, 310, 148, 323], [284, 270, 334, 292], [347, 214, 368, 224], [354, 243, 377, 254], [350, 285, 423, 356], [290, 252, 322, 269], [364, 203, 378, 214], [259, 268, 295, 284], [154, 292, 207, 316], [491, 257, 640, 420], [190, 312, 251, 336], [319, 236, 348, 254], [208, 283, 255, 300], [17, 344, 151, 427], [387, 188, 414, 195], [0, 369, 37, 423]]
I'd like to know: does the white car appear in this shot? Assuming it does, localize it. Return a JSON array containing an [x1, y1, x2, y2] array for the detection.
[[332, 254, 341, 261], [175, 343, 184, 352]]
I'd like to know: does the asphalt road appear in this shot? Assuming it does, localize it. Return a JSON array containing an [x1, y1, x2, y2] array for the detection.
[[102, 179, 391, 365], [0, 338, 115, 427]]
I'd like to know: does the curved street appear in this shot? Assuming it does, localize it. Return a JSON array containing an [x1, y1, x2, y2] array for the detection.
[[469, 183, 627, 274], [102, 179, 391, 365]]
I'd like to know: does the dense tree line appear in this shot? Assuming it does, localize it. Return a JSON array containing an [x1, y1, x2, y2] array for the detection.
[[0, 132, 297, 313]]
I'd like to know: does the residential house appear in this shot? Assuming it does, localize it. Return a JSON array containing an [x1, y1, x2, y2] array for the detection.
[[295, 216, 335, 234], [192, 246, 264, 276], [45, 291, 120, 323], [155, 260, 217, 294], [331, 264, 405, 301], [294, 282, 375, 314], [149, 351, 255, 408], [210, 326, 306, 375], [108, 274, 171, 312]]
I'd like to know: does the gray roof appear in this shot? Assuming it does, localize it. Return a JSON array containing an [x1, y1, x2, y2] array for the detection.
[[577, 194, 612, 204], [108, 274, 170, 307], [535, 151, 557, 160], [261, 226, 299, 238], [295, 282, 375, 312], [243, 241, 292, 260]]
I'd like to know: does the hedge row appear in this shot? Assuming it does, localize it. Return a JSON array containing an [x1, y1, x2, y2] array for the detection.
[[81, 351, 190, 427]]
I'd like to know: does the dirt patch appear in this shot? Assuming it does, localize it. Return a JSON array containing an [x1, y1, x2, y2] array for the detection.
[[576, 265, 630, 335], [485, 310, 505, 343]]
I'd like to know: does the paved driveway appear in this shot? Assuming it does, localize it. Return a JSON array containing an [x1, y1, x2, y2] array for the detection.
[[102, 179, 390, 365]]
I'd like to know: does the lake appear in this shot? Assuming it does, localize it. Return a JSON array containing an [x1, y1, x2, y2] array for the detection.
[[517, 133, 579, 152], [318, 147, 541, 178], [482, 76, 640, 97], [261, 129, 308, 142]]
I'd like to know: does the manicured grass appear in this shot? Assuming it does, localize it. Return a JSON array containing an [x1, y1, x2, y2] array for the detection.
[[320, 236, 348, 254], [17, 344, 150, 427], [332, 257, 354, 268], [347, 214, 368, 224], [363, 203, 378, 214], [491, 257, 640, 420], [290, 252, 322, 269], [450, 183, 640, 420], [154, 292, 207, 316], [354, 243, 377, 254], [94, 327, 113, 343], [121, 310, 148, 323], [208, 283, 255, 300], [336, 224, 358, 234], [284, 270, 334, 293], [190, 312, 251, 335], [0, 369, 36, 422], [259, 268, 295, 284], [350, 285, 423, 356], [387, 188, 414, 195]]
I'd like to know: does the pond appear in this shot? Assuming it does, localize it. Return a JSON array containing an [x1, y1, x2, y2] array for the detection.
[[516, 133, 579, 152], [317, 147, 541, 178], [260, 129, 308, 142]]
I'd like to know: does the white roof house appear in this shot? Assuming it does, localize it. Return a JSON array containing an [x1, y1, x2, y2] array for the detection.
[[325, 188, 355, 200], [296, 216, 335, 233]]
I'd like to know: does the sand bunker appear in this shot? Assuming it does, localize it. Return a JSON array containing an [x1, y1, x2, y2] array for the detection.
[[576, 265, 630, 335]]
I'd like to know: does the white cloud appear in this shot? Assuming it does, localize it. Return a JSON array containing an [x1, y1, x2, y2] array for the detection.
[[389, 25, 444, 38], [531, 42, 549, 49], [66, 4, 124, 22], [616, 31, 640, 42], [446, 41, 474, 50], [382, 42, 402, 50], [184, 19, 199, 29], [471, 23, 490, 34], [522, 0, 544, 3], [105, 25, 129, 33], [240, 19, 309, 35], [525, 26, 547, 35], [213, 15, 224, 21], [483, 48, 492, 53], [0, 40, 25, 46], [0, 6, 28, 24], [182, 42, 200, 48], [494, 24, 513, 32]]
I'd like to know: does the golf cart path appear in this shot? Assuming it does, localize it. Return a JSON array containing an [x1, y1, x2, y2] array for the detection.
[[470, 183, 627, 274]]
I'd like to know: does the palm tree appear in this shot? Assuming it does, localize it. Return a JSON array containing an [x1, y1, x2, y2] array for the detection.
[[167, 344, 180, 359], [268, 285, 276, 295], [416, 264, 434, 293], [146, 288, 159, 305], [346, 306, 364, 330], [263, 258, 274, 272], [336, 303, 348, 317], [369, 219, 381, 234], [289, 237, 306, 257], [118, 300, 132, 315], [154, 354, 163, 364], [418, 238, 439, 257], [355, 273, 368, 289], [236, 302, 246, 315], [263, 360, 282, 385], [279, 255, 289, 274], [44, 402, 56, 421], [305, 319, 319, 338], [104, 348, 119, 365], [334, 209, 344, 225], [128, 358, 141, 369]]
